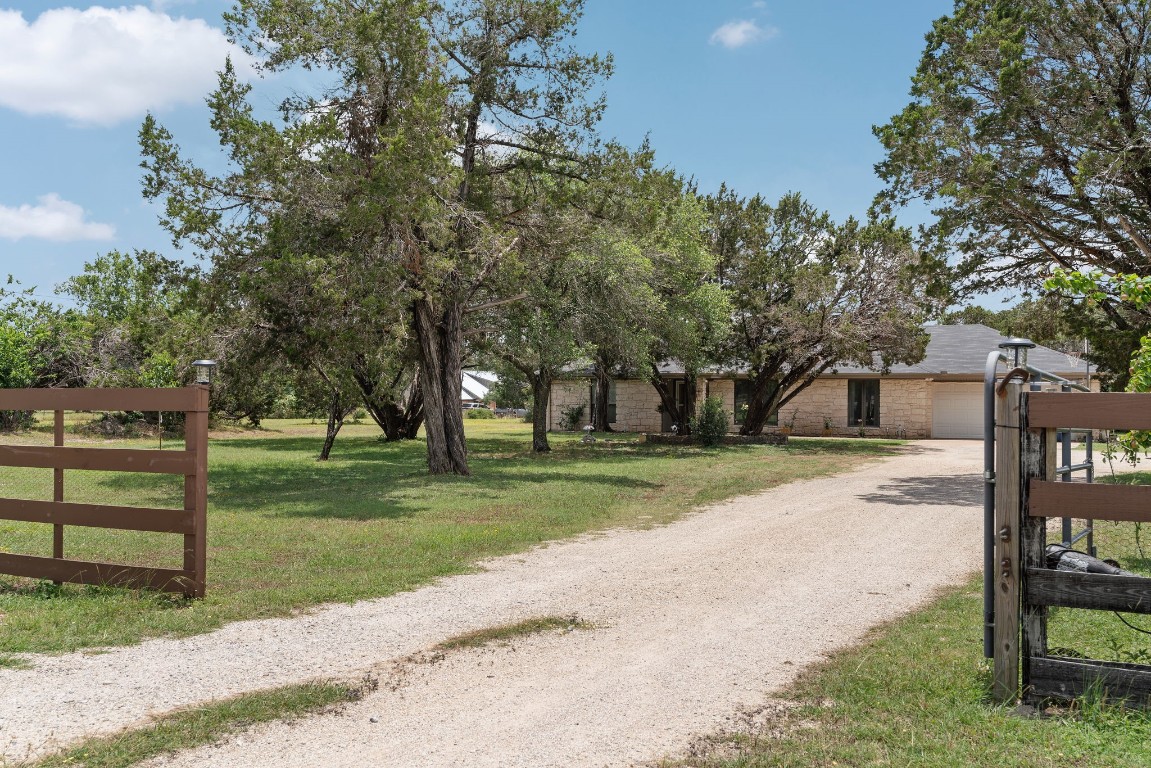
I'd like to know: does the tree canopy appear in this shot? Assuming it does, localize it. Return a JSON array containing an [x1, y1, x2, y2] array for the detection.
[[876, 0, 1151, 294], [140, 0, 611, 473], [708, 190, 931, 435]]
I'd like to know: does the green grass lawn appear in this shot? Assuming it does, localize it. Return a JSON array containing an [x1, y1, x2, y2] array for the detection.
[[0, 418, 900, 654], [670, 579, 1151, 768]]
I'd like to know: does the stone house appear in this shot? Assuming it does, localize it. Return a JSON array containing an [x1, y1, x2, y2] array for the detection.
[[548, 324, 1093, 439]]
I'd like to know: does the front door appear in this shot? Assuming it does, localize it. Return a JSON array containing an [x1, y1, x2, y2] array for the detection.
[[661, 379, 688, 432]]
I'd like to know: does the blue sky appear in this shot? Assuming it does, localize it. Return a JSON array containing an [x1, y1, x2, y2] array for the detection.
[[0, 1, 959, 305]]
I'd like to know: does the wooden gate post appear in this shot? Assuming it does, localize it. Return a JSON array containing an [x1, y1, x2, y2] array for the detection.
[[1020, 389, 1056, 702], [993, 381, 1022, 703]]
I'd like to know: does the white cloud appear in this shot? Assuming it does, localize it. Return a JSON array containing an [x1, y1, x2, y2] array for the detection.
[[0, 6, 255, 126], [0, 194, 116, 241], [709, 19, 777, 49], [150, 0, 196, 10]]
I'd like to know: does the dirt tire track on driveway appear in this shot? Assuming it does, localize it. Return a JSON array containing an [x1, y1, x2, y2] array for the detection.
[[0, 441, 983, 766]]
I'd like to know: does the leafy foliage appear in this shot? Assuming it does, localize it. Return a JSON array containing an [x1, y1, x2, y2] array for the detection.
[[558, 404, 585, 431], [708, 189, 931, 435], [140, 0, 613, 475], [1048, 268, 1151, 458], [690, 396, 729, 447], [876, 0, 1151, 295], [464, 407, 495, 419]]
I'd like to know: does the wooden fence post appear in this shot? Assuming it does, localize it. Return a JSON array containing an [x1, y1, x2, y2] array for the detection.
[[993, 381, 1022, 703], [184, 384, 209, 598], [53, 409, 64, 560], [1020, 389, 1056, 703]]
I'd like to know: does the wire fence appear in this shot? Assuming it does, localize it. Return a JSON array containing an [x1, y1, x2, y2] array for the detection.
[[0, 408, 190, 572], [1046, 431, 1151, 665]]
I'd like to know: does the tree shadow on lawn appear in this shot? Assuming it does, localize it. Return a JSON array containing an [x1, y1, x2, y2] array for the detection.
[[215, 432, 900, 464], [204, 457, 661, 521], [856, 473, 984, 507], [213, 435, 419, 459], [194, 434, 892, 522]]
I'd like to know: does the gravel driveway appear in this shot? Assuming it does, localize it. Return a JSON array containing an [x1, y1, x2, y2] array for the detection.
[[0, 440, 984, 766]]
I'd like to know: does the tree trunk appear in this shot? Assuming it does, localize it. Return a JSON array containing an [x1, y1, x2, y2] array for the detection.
[[681, 375, 697, 430], [400, 378, 425, 439], [351, 364, 423, 441], [318, 391, 353, 461], [648, 365, 695, 435], [592, 363, 614, 432], [530, 372, 552, 452], [739, 374, 780, 436], [413, 296, 469, 475]]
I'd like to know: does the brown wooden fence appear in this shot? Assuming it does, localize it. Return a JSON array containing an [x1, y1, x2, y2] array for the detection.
[[994, 384, 1151, 705], [0, 387, 209, 597]]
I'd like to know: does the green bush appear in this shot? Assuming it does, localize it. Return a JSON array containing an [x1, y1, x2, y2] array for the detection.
[[690, 396, 729, 447], [465, 407, 495, 419], [0, 409, 34, 432], [558, 404, 586, 431]]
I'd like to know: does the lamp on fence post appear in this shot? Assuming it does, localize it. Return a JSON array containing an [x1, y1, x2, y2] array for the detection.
[[998, 337, 1036, 367], [191, 359, 217, 387]]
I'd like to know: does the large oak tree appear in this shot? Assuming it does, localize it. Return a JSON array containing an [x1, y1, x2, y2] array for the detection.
[[876, 0, 1151, 291], [709, 191, 930, 435], [141, 0, 610, 475]]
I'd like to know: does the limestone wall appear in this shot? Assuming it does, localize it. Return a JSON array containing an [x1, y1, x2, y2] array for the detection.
[[547, 378, 664, 433], [776, 378, 931, 438], [549, 376, 933, 438], [706, 379, 735, 418], [548, 380, 588, 431]]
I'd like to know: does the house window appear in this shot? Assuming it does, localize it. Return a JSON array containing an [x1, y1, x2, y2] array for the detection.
[[848, 379, 880, 427], [589, 380, 617, 424], [733, 380, 777, 426]]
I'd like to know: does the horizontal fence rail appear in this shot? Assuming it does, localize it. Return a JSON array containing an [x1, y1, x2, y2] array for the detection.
[[1028, 481, 1151, 523], [1028, 391, 1151, 430], [0, 499, 193, 533], [0, 387, 205, 413], [0, 386, 209, 597], [1025, 568, 1151, 613], [0, 445, 195, 474], [1030, 657, 1151, 706]]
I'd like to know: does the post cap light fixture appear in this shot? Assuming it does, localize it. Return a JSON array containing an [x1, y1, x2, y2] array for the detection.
[[191, 359, 218, 385], [997, 338, 1036, 367]]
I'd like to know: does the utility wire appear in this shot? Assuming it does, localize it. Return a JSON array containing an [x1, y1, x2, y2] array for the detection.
[[1114, 611, 1151, 637]]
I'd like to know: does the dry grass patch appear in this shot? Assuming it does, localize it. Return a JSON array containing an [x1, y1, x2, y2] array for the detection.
[[432, 614, 595, 652], [16, 680, 365, 768]]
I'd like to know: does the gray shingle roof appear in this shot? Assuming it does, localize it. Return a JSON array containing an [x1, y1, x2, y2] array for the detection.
[[564, 324, 1091, 380], [829, 324, 1090, 377]]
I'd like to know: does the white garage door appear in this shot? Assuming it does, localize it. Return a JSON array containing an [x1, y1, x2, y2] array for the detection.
[[932, 382, 984, 439]]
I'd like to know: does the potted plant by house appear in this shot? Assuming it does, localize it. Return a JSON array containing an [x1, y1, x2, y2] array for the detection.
[[780, 409, 798, 436], [822, 416, 834, 437]]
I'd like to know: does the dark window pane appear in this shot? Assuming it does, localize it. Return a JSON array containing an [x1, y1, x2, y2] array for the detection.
[[734, 380, 777, 426], [847, 380, 880, 427]]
